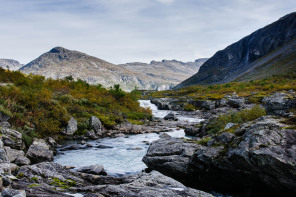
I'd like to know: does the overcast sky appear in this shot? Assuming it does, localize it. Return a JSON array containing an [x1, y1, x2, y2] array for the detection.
[[0, 0, 295, 64]]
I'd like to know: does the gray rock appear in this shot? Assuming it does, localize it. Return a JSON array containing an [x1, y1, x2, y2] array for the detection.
[[215, 98, 227, 108], [159, 133, 171, 139], [89, 116, 102, 135], [0, 121, 11, 128], [0, 148, 10, 163], [214, 132, 235, 144], [164, 112, 178, 121], [77, 164, 107, 175], [143, 138, 201, 179], [0, 128, 22, 150], [0, 139, 3, 148], [85, 130, 98, 139], [4, 146, 25, 163], [184, 126, 201, 136], [14, 156, 31, 166], [47, 137, 56, 148], [263, 92, 296, 115], [2, 188, 25, 197], [62, 117, 77, 135], [26, 140, 53, 164], [227, 98, 244, 108], [0, 163, 18, 175]]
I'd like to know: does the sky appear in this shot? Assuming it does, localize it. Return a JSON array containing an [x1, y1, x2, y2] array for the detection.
[[0, 0, 295, 65]]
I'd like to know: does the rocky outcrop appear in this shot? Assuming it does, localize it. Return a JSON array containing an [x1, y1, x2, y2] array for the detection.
[[143, 116, 296, 196], [62, 117, 77, 135], [25, 139, 53, 164], [12, 162, 212, 197], [263, 92, 296, 116], [176, 12, 296, 88]]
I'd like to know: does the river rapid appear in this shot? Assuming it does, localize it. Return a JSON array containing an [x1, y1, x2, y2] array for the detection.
[[54, 100, 202, 176]]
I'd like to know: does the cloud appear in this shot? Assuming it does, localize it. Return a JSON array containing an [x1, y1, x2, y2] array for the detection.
[[0, 0, 295, 64], [156, 0, 175, 4]]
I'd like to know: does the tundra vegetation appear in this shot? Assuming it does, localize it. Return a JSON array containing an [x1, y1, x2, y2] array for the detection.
[[0, 68, 151, 143]]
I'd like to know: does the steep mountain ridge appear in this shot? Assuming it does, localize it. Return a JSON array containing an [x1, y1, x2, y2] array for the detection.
[[0, 59, 23, 71], [20, 47, 206, 91], [175, 12, 296, 89]]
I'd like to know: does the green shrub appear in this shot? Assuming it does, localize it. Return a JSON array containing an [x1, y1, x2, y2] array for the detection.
[[184, 103, 195, 111], [206, 105, 266, 134]]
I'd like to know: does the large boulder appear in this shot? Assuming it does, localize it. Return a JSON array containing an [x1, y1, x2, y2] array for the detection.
[[25, 139, 53, 164], [263, 92, 296, 115], [89, 116, 102, 135], [62, 117, 77, 135], [143, 117, 296, 195], [142, 138, 200, 180], [0, 128, 23, 150]]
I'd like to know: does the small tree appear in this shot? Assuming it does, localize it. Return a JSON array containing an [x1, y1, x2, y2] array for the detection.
[[109, 84, 125, 99]]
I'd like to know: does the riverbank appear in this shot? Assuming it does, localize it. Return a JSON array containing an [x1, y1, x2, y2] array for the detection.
[[0, 100, 213, 196]]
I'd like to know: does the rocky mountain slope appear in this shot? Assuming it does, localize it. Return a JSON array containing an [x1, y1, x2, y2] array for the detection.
[[175, 12, 296, 89], [19, 47, 206, 91], [0, 59, 23, 71]]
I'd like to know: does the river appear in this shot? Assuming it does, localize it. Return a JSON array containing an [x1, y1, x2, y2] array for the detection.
[[54, 100, 202, 176]]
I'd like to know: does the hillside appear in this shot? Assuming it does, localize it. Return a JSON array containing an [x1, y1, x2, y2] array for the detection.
[[234, 38, 296, 81], [0, 59, 23, 71], [175, 12, 296, 89], [20, 47, 206, 91]]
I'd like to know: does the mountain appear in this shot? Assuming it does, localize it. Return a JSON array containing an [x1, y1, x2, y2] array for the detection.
[[175, 12, 296, 89], [119, 58, 207, 89], [0, 59, 23, 71], [19, 47, 207, 91]]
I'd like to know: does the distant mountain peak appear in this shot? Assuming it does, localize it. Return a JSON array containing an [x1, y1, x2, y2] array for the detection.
[[49, 46, 69, 53]]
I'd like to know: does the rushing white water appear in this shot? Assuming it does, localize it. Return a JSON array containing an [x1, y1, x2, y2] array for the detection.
[[54, 100, 202, 176]]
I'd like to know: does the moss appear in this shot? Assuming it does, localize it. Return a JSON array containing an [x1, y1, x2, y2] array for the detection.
[[50, 177, 77, 190], [196, 137, 211, 146], [28, 184, 40, 188], [30, 177, 38, 183], [16, 173, 24, 179]]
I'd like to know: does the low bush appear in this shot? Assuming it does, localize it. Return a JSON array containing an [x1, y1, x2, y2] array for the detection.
[[206, 106, 266, 134]]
